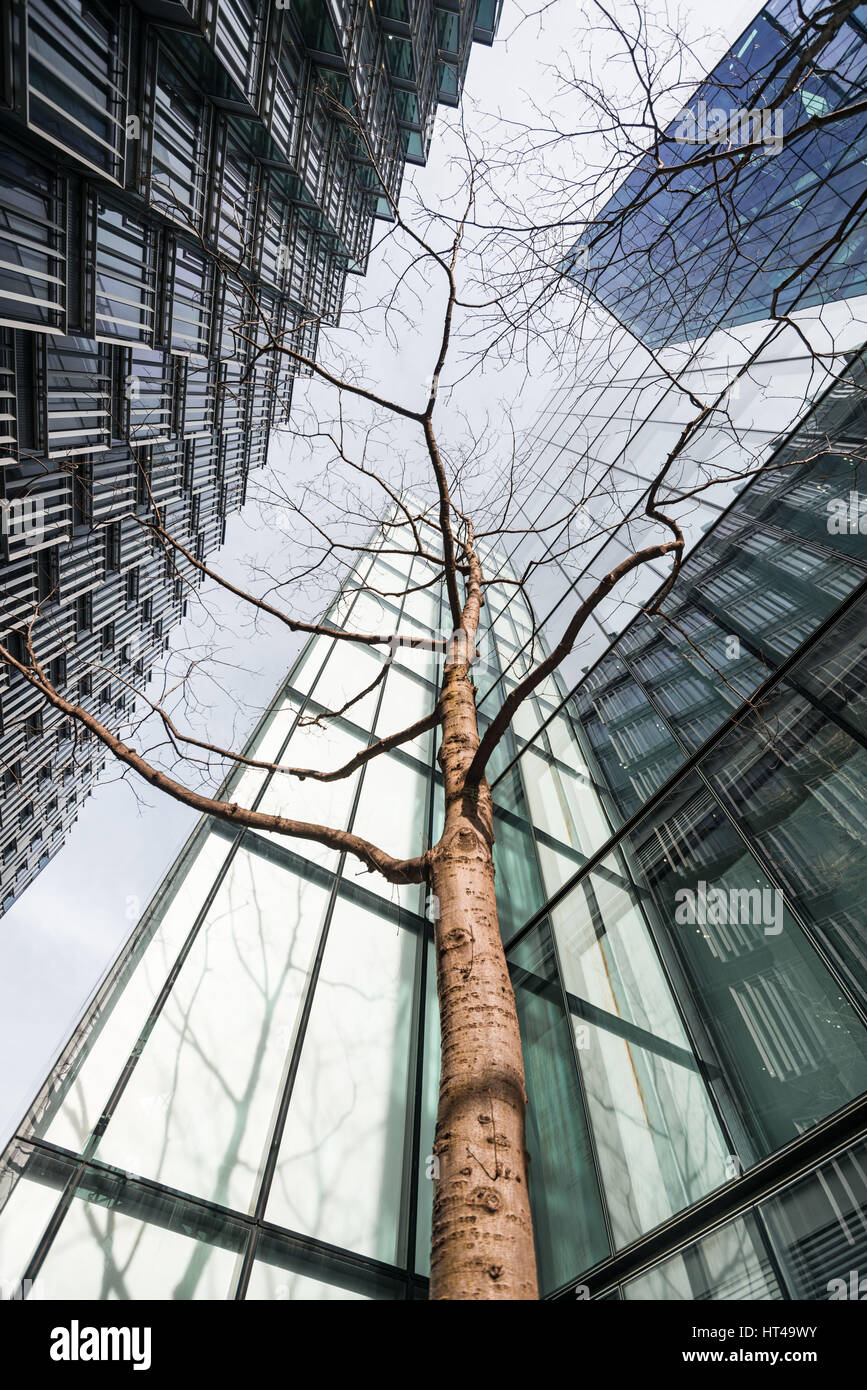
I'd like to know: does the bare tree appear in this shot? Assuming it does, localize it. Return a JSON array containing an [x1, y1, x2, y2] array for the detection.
[[4, 0, 867, 1299]]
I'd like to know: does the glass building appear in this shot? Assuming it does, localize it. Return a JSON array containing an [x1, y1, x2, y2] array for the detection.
[[1, 332, 866, 1300], [530, 0, 867, 674], [0, 0, 499, 920], [566, 0, 867, 347]]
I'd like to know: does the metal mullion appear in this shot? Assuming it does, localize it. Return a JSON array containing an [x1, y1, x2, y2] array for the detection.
[[18, 1134, 411, 1299]]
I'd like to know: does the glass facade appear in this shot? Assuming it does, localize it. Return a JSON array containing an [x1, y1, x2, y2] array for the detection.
[[566, 0, 867, 346], [2, 341, 866, 1299], [0, 0, 495, 920]]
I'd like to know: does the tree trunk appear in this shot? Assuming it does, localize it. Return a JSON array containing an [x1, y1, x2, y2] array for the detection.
[[427, 662, 539, 1300]]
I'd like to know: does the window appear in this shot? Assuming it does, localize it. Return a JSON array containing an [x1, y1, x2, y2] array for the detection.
[[127, 347, 175, 444], [4, 630, 25, 664], [104, 520, 121, 570], [0, 150, 65, 334], [168, 242, 213, 358], [25, 0, 127, 179], [214, 130, 257, 267], [44, 339, 111, 460], [181, 359, 218, 438], [2, 761, 21, 792], [92, 200, 157, 345], [269, 27, 307, 161], [212, 0, 262, 100], [148, 52, 210, 231]]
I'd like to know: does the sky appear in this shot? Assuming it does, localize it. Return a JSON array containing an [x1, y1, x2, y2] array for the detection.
[[0, 0, 767, 1147]]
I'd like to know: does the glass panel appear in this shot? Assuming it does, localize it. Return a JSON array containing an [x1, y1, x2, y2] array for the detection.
[[760, 1135, 867, 1300], [128, 347, 174, 444], [44, 339, 110, 460], [150, 52, 208, 230], [623, 1213, 781, 1300], [551, 860, 731, 1248], [168, 242, 213, 357], [309, 640, 384, 728], [375, 667, 434, 762], [492, 766, 545, 938], [32, 1169, 246, 1300], [507, 922, 609, 1292], [26, 0, 125, 178], [213, 0, 261, 98], [611, 772, 867, 1161], [93, 850, 329, 1213], [266, 897, 416, 1265], [252, 709, 364, 869], [518, 708, 612, 895], [621, 608, 768, 753], [571, 651, 684, 821], [93, 200, 155, 344], [350, 752, 428, 911], [0, 1142, 70, 1296], [0, 150, 64, 333], [414, 937, 438, 1276], [702, 599, 867, 1015], [39, 830, 235, 1153]]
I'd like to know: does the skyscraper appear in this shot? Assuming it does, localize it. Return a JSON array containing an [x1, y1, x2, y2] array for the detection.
[[0, 336, 865, 1299], [0, 0, 500, 917]]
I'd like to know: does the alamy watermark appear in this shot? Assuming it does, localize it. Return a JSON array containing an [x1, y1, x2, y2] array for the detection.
[[50, 1321, 151, 1370], [827, 1269, 866, 1299], [0, 497, 44, 547], [674, 881, 783, 935], [674, 100, 784, 155], [828, 1273, 861, 1295], [827, 490, 867, 535]]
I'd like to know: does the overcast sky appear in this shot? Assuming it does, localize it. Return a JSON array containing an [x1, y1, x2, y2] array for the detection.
[[0, 0, 766, 1147]]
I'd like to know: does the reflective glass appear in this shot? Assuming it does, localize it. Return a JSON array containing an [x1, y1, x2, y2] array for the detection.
[[32, 1169, 246, 1300], [93, 850, 329, 1213], [702, 600, 867, 1015], [760, 1135, 867, 1299], [623, 1214, 781, 1300], [611, 772, 867, 1160], [551, 861, 731, 1248], [40, 830, 235, 1154], [266, 897, 417, 1264], [507, 923, 610, 1290]]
